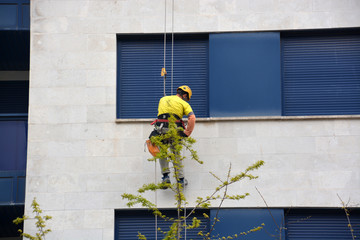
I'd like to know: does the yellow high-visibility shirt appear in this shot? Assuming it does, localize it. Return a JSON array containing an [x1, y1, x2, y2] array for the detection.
[[157, 95, 193, 118]]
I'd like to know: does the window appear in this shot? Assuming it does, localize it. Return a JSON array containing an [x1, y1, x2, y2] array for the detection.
[[0, 80, 29, 119], [209, 32, 281, 117], [116, 34, 209, 119], [0, 0, 30, 30], [116, 30, 360, 119], [0, 205, 24, 238], [286, 208, 360, 239], [282, 30, 360, 116], [115, 209, 209, 240]]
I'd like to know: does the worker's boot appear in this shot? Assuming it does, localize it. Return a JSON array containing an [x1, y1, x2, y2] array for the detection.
[[161, 175, 171, 189]]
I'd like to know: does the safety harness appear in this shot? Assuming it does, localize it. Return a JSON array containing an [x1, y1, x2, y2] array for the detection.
[[151, 114, 185, 129]]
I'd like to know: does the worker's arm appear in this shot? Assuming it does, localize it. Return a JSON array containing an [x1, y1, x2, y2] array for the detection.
[[184, 112, 196, 136]]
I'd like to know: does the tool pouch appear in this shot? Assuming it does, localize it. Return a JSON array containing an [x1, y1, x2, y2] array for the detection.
[[146, 139, 160, 157]]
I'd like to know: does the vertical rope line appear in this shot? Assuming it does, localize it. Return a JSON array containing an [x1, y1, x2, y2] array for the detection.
[[163, 0, 167, 96], [183, 147, 187, 240], [184, 203, 187, 240], [171, 0, 174, 95], [157, 0, 167, 236], [155, 159, 158, 240]]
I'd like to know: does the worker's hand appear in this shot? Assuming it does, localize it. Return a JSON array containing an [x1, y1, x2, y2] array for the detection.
[[183, 129, 191, 137]]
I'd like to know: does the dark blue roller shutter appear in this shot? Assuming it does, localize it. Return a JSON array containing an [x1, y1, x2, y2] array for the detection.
[[0, 205, 25, 237], [0, 121, 27, 171], [282, 32, 360, 116], [117, 35, 208, 119], [0, 81, 29, 119], [286, 209, 360, 239], [0, 31, 30, 70], [115, 209, 210, 240]]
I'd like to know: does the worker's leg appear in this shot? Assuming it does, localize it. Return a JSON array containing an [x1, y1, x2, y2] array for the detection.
[[173, 159, 184, 179], [159, 158, 170, 176], [160, 158, 171, 189], [160, 157, 183, 178], [173, 158, 187, 186]]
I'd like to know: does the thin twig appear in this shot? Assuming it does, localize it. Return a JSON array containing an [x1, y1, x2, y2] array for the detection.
[[186, 168, 251, 219], [209, 171, 224, 184], [337, 194, 356, 240], [255, 186, 280, 231], [207, 164, 232, 238]]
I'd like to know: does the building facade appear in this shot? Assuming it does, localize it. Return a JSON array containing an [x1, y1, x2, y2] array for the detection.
[[1, 0, 360, 239]]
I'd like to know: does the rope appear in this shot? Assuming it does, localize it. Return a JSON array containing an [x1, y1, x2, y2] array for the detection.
[[154, 1, 177, 239], [155, 1, 168, 238], [184, 203, 187, 240], [183, 146, 187, 240], [157, 0, 168, 234], [163, 0, 167, 96], [171, 0, 174, 95], [155, 159, 158, 240]]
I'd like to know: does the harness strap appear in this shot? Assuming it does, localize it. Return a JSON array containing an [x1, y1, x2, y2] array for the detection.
[[151, 119, 168, 125], [151, 119, 185, 129]]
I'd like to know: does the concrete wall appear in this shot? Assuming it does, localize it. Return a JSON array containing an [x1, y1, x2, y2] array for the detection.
[[26, 0, 360, 239], [31, 0, 360, 33]]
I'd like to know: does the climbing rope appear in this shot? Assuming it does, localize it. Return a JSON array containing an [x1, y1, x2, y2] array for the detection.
[[155, 0, 168, 235], [161, 0, 175, 96], [155, 0, 177, 239], [171, 0, 174, 95], [154, 158, 158, 240], [184, 203, 187, 240], [162, 0, 167, 96]]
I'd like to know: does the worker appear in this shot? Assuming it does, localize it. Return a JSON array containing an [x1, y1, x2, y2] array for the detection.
[[149, 85, 196, 188]]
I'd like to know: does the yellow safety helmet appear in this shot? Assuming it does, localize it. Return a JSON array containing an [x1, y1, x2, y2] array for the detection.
[[177, 85, 192, 100]]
